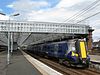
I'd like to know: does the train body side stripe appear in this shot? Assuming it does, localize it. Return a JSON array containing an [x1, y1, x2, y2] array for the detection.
[[80, 42, 87, 58]]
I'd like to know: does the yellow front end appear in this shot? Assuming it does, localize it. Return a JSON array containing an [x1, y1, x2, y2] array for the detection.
[[80, 41, 87, 58]]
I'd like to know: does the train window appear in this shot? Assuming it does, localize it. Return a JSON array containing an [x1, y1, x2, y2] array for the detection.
[[71, 42, 76, 52], [67, 40, 76, 53]]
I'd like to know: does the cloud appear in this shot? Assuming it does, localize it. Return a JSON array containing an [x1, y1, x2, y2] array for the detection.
[[6, 0, 50, 20], [7, 0, 49, 11], [7, 0, 93, 22], [90, 19, 100, 41], [26, 0, 95, 22], [27, 8, 76, 22], [55, 0, 84, 8], [91, 20, 100, 29], [93, 29, 100, 41], [0, 15, 9, 20], [7, 4, 14, 8]]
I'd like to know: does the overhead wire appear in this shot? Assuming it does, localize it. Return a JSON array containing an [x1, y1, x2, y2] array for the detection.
[[77, 11, 100, 23], [74, 3, 100, 22], [63, 0, 100, 22]]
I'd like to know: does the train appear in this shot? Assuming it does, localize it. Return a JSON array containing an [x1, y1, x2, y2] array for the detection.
[[26, 39, 90, 67]]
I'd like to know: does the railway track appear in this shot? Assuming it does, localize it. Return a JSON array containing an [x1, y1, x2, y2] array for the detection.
[[26, 51, 100, 75], [39, 58, 100, 75]]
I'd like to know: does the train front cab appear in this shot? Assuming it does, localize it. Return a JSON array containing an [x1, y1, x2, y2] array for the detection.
[[75, 39, 90, 67], [65, 39, 90, 67]]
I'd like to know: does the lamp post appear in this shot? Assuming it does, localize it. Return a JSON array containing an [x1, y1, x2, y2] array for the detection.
[[8, 13, 20, 64], [0, 12, 20, 64]]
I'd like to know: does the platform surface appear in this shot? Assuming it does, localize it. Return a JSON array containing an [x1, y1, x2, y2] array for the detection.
[[0, 51, 7, 75], [0, 50, 42, 75], [89, 55, 100, 63]]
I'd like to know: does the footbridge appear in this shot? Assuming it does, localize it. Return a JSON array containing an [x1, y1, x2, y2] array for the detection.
[[0, 20, 91, 46]]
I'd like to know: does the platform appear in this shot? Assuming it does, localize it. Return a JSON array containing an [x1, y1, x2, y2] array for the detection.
[[0, 50, 42, 75], [0, 50, 63, 75], [0, 51, 7, 75], [89, 55, 100, 63], [22, 51, 63, 75]]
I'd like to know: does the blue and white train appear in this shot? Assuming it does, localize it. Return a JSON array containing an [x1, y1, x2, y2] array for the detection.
[[27, 39, 90, 67]]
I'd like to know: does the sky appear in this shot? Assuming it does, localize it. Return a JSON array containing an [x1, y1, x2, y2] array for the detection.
[[0, 0, 100, 41]]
